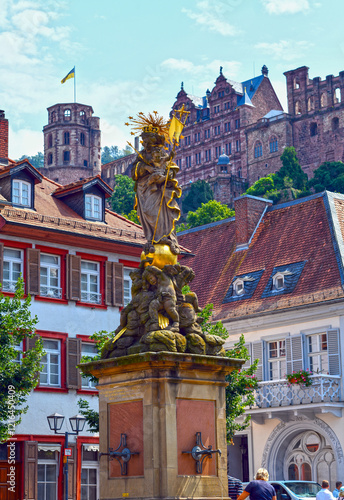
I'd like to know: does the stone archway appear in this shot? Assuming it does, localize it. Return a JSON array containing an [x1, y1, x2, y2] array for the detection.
[[261, 416, 343, 481]]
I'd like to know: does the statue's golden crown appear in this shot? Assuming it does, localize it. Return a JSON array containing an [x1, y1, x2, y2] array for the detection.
[[125, 111, 170, 141]]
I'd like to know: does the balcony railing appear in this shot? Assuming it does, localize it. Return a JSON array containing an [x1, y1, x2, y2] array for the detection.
[[251, 375, 342, 409], [80, 291, 102, 304], [40, 286, 62, 299]]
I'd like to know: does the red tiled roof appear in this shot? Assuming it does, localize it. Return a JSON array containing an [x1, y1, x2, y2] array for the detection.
[[179, 194, 344, 320], [53, 175, 112, 197]]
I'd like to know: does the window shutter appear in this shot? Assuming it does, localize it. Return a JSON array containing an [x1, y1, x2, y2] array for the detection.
[[105, 261, 113, 306], [252, 341, 264, 381], [27, 248, 40, 295], [24, 441, 37, 500], [67, 443, 77, 499], [286, 335, 304, 374], [0, 242, 3, 287], [66, 255, 81, 301], [66, 337, 81, 389], [114, 262, 124, 307], [26, 334, 41, 382], [242, 342, 252, 369], [327, 329, 340, 375]]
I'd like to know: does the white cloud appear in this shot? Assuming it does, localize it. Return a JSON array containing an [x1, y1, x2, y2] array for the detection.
[[9, 127, 43, 159], [261, 0, 310, 14], [255, 40, 313, 61], [182, 0, 240, 36]]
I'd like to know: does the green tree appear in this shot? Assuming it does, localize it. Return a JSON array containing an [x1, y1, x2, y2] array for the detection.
[[182, 180, 214, 214], [0, 279, 44, 442], [178, 200, 234, 231], [308, 161, 344, 193], [18, 152, 44, 169], [110, 174, 136, 216], [277, 147, 307, 190], [77, 306, 258, 442], [101, 145, 133, 165]]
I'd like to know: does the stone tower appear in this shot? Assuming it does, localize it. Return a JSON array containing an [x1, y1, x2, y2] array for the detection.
[[41, 103, 101, 184]]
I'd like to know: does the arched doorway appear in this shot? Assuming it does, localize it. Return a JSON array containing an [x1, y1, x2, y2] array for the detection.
[[262, 417, 343, 483]]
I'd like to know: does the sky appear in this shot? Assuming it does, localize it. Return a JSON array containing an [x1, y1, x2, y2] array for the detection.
[[1, 0, 344, 159]]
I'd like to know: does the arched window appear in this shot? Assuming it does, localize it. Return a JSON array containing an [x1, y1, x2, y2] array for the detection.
[[273, 273, 285, 291], [320, 93, 326, 107], [307, 96, 314, 111], [63, 150, 70, 163], [295, 101, 302, 115], [64, 132, 70, 145], [332, 117, 339, 131], [254, 141, 262, 158], [294, 79, 300, 90], [233, 279, 245, 296], [47, 153, 53, 165], [48, 134, 52, 149], [80, 110, 86, 122], [334, 88, 341, 104], [269, 137, 278, 153], [64, 109, 71, 120], [310, 122, 318, 137], [80, 132, 85, 146]]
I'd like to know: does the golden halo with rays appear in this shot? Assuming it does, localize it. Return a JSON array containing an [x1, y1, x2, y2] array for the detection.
[[125, 111, 171, 142]]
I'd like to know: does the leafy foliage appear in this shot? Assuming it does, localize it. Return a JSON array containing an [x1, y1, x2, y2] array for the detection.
[[307, 161, 344, 193], [77, 399, 99, 433], [182, 180, 214, 214], [110, 174, 136, 217], [0, 279, 43, 442], [101, 145, 133, 165], [18, 152, 44, 169], [278, 147, 308, 190], [177, 200, 234, 231]]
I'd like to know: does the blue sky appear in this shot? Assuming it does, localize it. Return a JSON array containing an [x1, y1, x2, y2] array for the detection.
[[1, 0, 344, 159]]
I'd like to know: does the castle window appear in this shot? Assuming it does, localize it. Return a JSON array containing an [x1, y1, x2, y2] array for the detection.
[[295, 101, 302, 115], [320, 93, 326, 107], [332, 117, 339, 131], [254, 141, 262, 158], [48, 134, 53, 149], [80, 110, 86, 122], [294, 79, 300, 90], [307, 96, 314, 111], [63, 150, 70, 163], [269, 137, 278, 153], [47, 153, 53, 165], [80, 132, 85, 146], [64, 109, 71, 120], [334, 87, 341, 104], [84, 160, 88, 167], [64, 132, 70, 145], [51, 111, 56, 123], [226, 143, 231, 155], [236, 140, 240, 152], [85, 194, 102, 221], [310, 122, 318, 137], [235, 119, 240, 129], [12, 180, 31, 207]]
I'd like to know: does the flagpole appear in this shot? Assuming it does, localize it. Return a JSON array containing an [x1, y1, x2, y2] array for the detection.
[[74, 66, 76, 103]]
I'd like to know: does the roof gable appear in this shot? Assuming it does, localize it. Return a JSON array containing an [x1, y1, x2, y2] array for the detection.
[[53, 175, 112, 199]]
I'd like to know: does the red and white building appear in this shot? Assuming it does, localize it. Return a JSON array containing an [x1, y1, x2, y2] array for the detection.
[[0, 110, 144, 500]]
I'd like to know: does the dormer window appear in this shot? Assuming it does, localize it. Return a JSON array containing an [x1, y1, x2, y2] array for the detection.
[[233, 278, 245, 296], [13, 180, 31, 207], [273, 273, 285, 291], [85, 194, 102, 220]]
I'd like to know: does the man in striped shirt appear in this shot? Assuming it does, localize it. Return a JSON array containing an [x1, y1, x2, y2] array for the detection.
[[228, 475, 244, 500]]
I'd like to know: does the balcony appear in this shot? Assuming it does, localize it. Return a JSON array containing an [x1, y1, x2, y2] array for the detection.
[[248, 375, 344, 423]]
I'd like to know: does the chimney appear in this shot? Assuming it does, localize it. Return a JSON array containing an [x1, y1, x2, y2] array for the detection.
[[234, 195, 272, 250], [0, 110, 9, 166], [134, 136, 140, 152]]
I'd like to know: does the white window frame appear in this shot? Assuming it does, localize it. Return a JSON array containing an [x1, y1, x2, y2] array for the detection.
[[81, 342, 98, 389], [273, 272, 285, 291], [40, 254, 62, 298], [81, 260, 101, 304], [3, 248, 23, 292], [40, 339, 61, 387], [268, 340, 286, 380], [123, 268, 132, 306], [233, 278, 245, 296], [12, 179, 31, 206], [37, 449, 59, 500], [85, 194, 102, 221], [307, 332, 328, 374], [81, 449, 99, 500]]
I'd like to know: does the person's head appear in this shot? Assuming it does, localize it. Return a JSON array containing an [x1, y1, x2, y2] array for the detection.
[[322, 481, 329, 489], [336, 482, 343, 490], [255, 468, 269, 481]]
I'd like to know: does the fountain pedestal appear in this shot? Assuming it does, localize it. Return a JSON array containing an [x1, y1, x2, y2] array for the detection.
[[85, 352, 242, 500]]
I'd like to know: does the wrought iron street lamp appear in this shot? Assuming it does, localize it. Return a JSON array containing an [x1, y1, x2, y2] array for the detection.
[[47, 413, 86, 500]]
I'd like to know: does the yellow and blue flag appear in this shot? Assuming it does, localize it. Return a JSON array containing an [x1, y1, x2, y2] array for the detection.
[[61, 67, 75, 84]]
